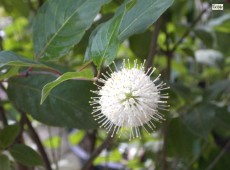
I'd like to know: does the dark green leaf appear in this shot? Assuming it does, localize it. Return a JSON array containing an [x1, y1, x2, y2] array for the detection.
[[7, 75, 97, 129], [118, 0, 174, 41], [182, 104, 216, 138], [0, 155, 11, 170], [9, 144, 43, 166], [0, 124, 20, 149], [129, 30, 151, 59], [167, 118, 197, 158], [194, 28, 214, 48], [41, 70, 93, 104], [0, 51, 50, 68], [204, 79, 230, 101], [33, 0, 110, 60]]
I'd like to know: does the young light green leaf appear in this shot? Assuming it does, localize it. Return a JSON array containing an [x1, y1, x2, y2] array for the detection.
[[7, 75, 97, 129], [0, 124, 20, 149], [10, 144, 43, 166], [33, 0, 111, 60], [0, 155, 11, 170]]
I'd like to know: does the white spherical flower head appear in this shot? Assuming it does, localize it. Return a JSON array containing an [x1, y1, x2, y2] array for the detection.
[[90, 60, 169, 140]]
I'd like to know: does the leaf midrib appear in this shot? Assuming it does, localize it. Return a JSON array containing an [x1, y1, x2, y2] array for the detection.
[[37, 1, 87, 58], [118, 0, 168, 39]]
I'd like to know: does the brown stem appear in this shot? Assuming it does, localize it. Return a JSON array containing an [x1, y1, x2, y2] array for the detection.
[[145, 17, 162, 71], [81, 130, 114, 170], [21, 112, 52, 170]]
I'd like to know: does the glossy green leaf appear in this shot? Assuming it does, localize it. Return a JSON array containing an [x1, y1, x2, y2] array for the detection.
[[0, 124, 20, 149], [0, 51, 50, 68], [90, 14, 123, 69], [7, 75, 97, 129], [41, 71, 94, 104], [182, 104, 216, 138], [118, 0, 174, 41], [33, 0, 110, 60], [0, 155, 11, 170], [10, 144, 43, 166]]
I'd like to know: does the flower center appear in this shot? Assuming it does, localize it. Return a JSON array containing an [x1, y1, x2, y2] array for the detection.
[[120, 92, 138, 105]]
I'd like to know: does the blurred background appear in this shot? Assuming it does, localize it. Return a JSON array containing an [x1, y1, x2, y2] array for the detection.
[[0, 0, 230, 170]]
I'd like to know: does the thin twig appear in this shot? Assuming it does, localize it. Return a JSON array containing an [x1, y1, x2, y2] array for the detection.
[[145, 17, 162, 72], [205, 141, 230, 170], [21, 112, 52, 170], [171, 8, 208, 52], [48, 126, 58, 170], [81, 130, 114, 170], [0, 106, 8, 126]]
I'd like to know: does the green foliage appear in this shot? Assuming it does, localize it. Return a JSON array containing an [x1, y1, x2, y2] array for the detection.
[[33, 0, 110, 60], [7, 75, 97, 129], [9, 144, 43, 166], [0, 124, 20, 149], [0, 154, 11, 170], [41, 70, 93, 104], [0, 0, 229, 169]]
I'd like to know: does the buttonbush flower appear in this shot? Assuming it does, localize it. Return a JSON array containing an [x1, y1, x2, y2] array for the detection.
[[90, 60, 169, 140]]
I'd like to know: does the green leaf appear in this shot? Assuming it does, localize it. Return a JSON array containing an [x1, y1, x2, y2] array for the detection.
[[90, 14, 123, 69], [41, 70, 93, 104], [118, 0, 174, 41], [0, 66, 20, 81], [204, 79, 230, 101], [194, 28, 214, 48], [182, 104, 216, 138], [0, 155, 11, 170], [0, 51, 50, 68], [7, 75, 98, 129], [85, 0, 173, 68], [167, 118, 197, 158], [9, 144, 43, 166], [33, 0, 111, 60], [0, 124, 20, 149]]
